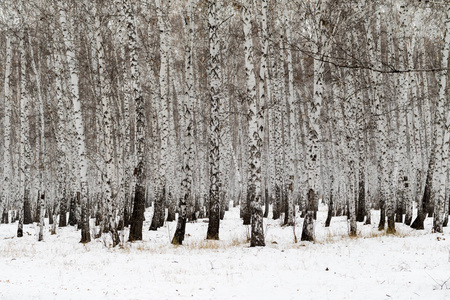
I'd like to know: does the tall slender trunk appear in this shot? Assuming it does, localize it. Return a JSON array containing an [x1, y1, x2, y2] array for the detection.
[[302, 0, 327, 241], [95, 4, 119, 246], [59, 1, 90, 243], [18, 29, 31, 237], [283, 0, 295, 227], [172, 0, 195, 245], [125, 0, 147, 241], [1, 34, 12, 225], [115, 0, 132, 231], [28, 34, 46, 240], [242, 0, 265, 247], [433, 6, 450, 233], [150, 0, 170, 231], [206, 0, 221, 240], [344, 33, 357, 237]]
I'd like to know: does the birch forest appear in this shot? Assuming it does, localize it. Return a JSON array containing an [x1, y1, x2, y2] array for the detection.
[[0, 0, 449, 249]]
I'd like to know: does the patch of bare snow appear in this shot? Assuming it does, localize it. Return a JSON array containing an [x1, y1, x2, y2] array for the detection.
[[0, 205, 449, 299]]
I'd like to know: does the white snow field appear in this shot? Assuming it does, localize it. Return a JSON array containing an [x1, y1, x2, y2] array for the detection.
[[1, 205, 450, 300]]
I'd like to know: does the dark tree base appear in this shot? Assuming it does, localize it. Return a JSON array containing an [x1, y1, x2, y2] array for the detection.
[[243, 213, 251, 225], [301, 212, 314, 241], [68, 194, 79, 226], [124, 206, 130, 228], [364, 212, 371, 225], [129, 185, 146, 241], [395, 211, 403, 223], [219, 192, 226, 220], [80, 200, 91, 243], [48, 208, 53, 225], [172, 217, 186, 245], [263, 189, 269, 218], [95, 210, 102, 226], [206, 201, 220, 240], [410, 213, 425, 230], [167, 210, 176, 222], [80, 230, 91, 243], [301, 189, 315, 242], [378, 203, 386, 231], [112, 228, 120, 247], [325, 195, 333, 228], [356, 214, 365, 222], [117, 217, 124, 231], [386, 216, 396, 234], [150, 189, 165, 231], [1, 211, 8, 224], [404, 214, 412, 226], [206, 231, 219, 240], [59, 199, 67, 227], [24, 198, 33, 225], [272, 211, 280, 220]]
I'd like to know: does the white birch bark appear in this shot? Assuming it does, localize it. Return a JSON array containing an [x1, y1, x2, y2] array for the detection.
[[242, 0, 265, 246], [283, 0, 295, 226], [18, 29, 31, 238], [433, 6, 450, 233], [115, 0, 132, 230], [206, 0, 221, 240], [395, 1, 411, 229], [302, 0, 328, 241], [52, 34, 68, 234], [150, 0, 171, 231], [95, 5, 119, 245], [28, 34, 46, 241], [123, 0, 147, 241], [59, 0, 90, 242], [1, 34, 12, 224], [344, 33, 357, 236], [173, 0, 195, 244]]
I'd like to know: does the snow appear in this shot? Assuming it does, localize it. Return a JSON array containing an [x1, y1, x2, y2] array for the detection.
[[1, 205, 450, 300]]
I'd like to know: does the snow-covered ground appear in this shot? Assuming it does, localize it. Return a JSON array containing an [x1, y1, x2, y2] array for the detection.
[[1, 205, 450, 300]]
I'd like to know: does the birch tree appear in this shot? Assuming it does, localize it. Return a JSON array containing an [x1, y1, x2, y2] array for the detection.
[[1, 32, 12, 225], [206, 0, 221, 240], [242, 0, 265, 247], [172, 0, 195, 245], [125, 0, 147, 242], [59, 0, 91, 243], [433, 5, 450, 233]]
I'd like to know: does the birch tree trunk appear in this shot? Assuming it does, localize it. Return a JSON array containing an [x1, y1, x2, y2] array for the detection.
[[150, 0, 170, 231], [125, 0, 147, 241], [28, 34, 46, 240], [242, 0, 265, 247], [284, 0, 295, 227], [115, 0, 132, 231], [95, 4, 120, 246], [302, 0, 327, 241], [52, 34, 68, 234], [394, 1, 411, 231], [206, 0, 221, 240], [59, 1, 91, 243], [172, 0, 195, 245], [1, 33, 12, 225], [433, 5, 450, 233], [18, 29, 31, 237], [259, 0, 270, 219], [344, 33, 357, 237]]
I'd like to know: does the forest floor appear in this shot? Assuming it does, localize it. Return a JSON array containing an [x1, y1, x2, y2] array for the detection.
[[0, 205, 450, 300]]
